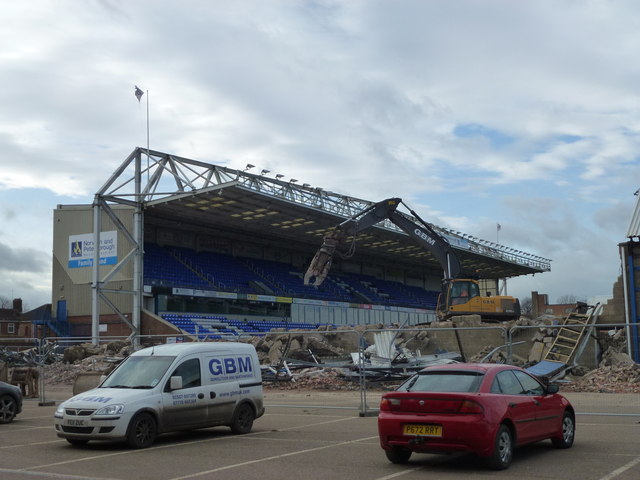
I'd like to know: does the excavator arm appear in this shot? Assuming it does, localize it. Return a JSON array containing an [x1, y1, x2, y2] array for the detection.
[[304, 198, 461, 286]]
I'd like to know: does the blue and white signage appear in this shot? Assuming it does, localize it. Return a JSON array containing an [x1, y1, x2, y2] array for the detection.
[[68, 231, 118, 268]]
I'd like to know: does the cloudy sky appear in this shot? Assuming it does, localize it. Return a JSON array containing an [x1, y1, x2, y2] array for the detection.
[[2, 0, 639, 310]]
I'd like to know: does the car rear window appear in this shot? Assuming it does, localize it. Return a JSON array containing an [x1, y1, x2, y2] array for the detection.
[[399, 371, 484, 393]]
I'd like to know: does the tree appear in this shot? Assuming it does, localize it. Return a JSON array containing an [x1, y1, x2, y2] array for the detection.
[[0, 296, 11, 309], [556, 294, 586, 304], [520, 297, 533, 318]]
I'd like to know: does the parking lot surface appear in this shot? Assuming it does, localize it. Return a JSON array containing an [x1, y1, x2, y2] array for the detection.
[[0, 387, 638, 480]]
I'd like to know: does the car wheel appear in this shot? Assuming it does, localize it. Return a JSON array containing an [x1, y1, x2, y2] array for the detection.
[[552, 411, 575, 449], [385, 447, 412, 464], [230, 403, 255, 434], [485, 424, 513, 470], [66, 439, 89, 447], [126, 412, 157, 449], [0, 395, 17, 423]]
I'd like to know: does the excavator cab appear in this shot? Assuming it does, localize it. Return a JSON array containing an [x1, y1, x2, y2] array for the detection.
[[437, 279, 520, 322]]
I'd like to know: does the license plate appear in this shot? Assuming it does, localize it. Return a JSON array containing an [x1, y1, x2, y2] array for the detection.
[[64, 419, 87, 427], [403, 424, 442, 437]]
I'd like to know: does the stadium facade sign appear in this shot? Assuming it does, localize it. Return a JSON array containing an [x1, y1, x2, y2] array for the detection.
[[68, 230, 117, 269]]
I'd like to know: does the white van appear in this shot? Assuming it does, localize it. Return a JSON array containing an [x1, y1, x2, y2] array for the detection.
[[54, 342, 264, 448]]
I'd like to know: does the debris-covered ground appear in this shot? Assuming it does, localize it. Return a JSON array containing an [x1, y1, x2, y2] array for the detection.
[[3, 314, 637, 394]]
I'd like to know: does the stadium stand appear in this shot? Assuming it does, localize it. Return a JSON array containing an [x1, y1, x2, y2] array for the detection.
[[160, 312, 322, 338], [144, 243, 441, 333]]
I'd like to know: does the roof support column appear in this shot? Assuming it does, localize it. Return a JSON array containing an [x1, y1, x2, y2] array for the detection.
[[91, 196, 102, 346], [132, 152, 143, 348]]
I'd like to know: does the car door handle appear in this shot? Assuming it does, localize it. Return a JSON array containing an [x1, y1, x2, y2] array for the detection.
[[533, 399, 540, 406], [509, 402, 516, 408], [210, 392, 216, 399]]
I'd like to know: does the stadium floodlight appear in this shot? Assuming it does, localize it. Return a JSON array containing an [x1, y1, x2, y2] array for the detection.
[[275, 174, 284, 180], [303, 183, 310, 188], [260, 169, 270, 175], [290, 179, 298, 183], [244, 163, 255, 171]]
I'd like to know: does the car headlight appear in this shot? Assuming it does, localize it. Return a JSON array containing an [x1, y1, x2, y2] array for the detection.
[[95, 404, 125, 416], [54, 404, 65, 417]]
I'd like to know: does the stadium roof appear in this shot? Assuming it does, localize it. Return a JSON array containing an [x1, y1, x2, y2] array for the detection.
[[99, 148, 551, 280]]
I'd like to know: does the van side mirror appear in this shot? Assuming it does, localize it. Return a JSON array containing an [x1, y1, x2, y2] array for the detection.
[[170, 376, 183, 390], [546, 384, 559, 394]]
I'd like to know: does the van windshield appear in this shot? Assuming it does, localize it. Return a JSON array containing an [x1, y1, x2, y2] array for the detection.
[[101, 356, 176, 389]]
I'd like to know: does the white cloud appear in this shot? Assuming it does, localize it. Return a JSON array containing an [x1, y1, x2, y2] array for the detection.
[[1, 0, 639, 308]]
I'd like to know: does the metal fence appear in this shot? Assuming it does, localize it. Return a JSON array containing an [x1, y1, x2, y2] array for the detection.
[[1, 322, 638, 417]]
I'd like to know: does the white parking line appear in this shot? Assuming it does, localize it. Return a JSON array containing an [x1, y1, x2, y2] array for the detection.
[[168, 435, 380, 480], [1, 439, 66, 449], [20, 416, 361, 472], [373, 468, 423, 480], [598, 456, 640, 480], [0, 467, 119, 480]]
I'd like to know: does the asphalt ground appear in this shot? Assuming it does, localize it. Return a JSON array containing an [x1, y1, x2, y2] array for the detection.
[[0, 387, 638, 480]]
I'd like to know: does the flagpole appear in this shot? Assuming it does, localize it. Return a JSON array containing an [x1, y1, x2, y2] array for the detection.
[[146, 89, 149, 184]]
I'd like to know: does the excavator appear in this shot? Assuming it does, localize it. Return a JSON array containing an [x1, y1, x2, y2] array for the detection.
[[303, 198, 521, 321]]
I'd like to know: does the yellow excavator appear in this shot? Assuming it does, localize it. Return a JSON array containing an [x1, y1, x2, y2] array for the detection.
[[304, 198, 520, 321]]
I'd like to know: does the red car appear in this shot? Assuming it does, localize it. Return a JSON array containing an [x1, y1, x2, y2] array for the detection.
[[378, 363, 575, 470]]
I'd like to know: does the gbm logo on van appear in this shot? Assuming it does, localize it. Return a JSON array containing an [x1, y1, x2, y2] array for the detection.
[[208, 355, 253, 378]]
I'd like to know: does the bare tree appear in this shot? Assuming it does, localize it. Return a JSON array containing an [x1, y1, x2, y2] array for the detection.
[[556, 294, 586, 304], [520, 297, 533, 318], [0, 296, 11, 309]]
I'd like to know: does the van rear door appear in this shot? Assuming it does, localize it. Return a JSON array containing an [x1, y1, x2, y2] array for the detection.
[[203, 352, 257, 423]]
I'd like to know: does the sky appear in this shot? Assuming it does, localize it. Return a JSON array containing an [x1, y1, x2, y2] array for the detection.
[[1, 0, 639, 310]]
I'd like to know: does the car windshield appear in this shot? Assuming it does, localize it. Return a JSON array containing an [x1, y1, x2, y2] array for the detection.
[[101, 355, 176, 389], [399, 371, 484, 393]]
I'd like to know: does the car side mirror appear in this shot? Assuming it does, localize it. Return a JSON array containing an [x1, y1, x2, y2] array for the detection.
[[546, 384, 559, 394], [170, 376, 183, 391]]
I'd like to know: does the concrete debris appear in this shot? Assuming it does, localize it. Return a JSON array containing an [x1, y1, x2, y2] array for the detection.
[[264, 368, 360, 391], [44, 354, 122, 385], [561, 362, 640, 394], [32, 318, 638, 394]]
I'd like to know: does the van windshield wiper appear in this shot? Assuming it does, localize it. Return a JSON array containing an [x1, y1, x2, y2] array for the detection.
[[105, 385, 132, 389], [131, 385, 154, 389]]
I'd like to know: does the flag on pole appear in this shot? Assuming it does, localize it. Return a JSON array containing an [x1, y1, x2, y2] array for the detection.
[[497, 223, 502, 231], [134, 85, 144, 102]]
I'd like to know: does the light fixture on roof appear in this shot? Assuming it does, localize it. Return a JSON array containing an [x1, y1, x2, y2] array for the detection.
[[290, 179, 298, 183], [275, 174, 284, 180], [260, 169, 270, 175], [244, 163, 255, 171], [303, 183, 310, 188]]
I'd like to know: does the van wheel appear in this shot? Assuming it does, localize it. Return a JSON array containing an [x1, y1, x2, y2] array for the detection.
[[230, 403, 254, 434], [66, 439, 89, 447], [0, 395, 17, 423], [126, 412, 157, 449]]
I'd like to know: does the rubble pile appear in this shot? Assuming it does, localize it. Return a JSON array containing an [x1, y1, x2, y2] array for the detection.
[[562, 362, 640, 394], [468, 346, 526, 366], [265, 368, 359, 391], [44, 354, 121, 385], [34, 321, 639, 394], [561, 328, 639, 393]]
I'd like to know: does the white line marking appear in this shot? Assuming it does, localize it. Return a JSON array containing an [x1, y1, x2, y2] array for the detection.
[[168, 435, 379, 480], [1, 440, 66, 449], [0, 467, 119, 480], [374, 468, 423, 480], [598, 456, 640, 480], [21, 416, 359, 471]]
